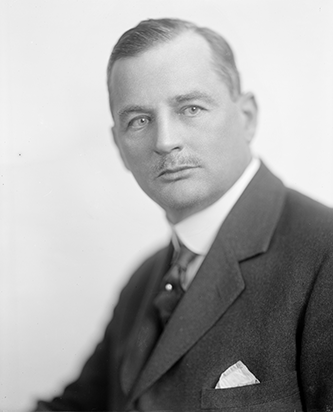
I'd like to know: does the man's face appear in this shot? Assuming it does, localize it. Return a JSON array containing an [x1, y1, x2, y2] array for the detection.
[[110, 32, 256, 223]]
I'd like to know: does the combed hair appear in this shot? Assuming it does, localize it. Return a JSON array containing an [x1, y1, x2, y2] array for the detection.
[[107, 18, 241, 100]]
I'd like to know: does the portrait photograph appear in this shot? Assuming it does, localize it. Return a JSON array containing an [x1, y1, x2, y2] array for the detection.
[[1, 0, 333, 411]]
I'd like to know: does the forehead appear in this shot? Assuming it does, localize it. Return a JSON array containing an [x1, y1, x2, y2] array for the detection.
[[109, 32, 227, 115]]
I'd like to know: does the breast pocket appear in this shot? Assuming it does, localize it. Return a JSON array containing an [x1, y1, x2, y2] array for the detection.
[[201, 371, 302, 410]]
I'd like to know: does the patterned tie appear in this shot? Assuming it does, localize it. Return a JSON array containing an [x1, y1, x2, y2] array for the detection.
[[154, 243, 197, 326]]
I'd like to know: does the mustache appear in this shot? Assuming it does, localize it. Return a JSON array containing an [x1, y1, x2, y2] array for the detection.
[[152, 154, 201, 175]]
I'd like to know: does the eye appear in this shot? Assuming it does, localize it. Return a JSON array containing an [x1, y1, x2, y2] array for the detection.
[[182, 106, 202, 116], [128, 116, 150, 129]]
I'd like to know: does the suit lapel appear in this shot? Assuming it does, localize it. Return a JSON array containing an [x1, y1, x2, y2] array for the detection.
[[129, 163, 286, 402], [221, 162, 286, 261]]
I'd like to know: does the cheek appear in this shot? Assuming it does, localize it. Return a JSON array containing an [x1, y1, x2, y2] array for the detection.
[[124, 148, 155, 182], [207, 111, 241, 150], [118, 139, 146, 167], [196, 121, 229, 158]]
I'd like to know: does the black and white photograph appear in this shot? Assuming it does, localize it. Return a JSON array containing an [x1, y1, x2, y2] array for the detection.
[[1, 0, 333, 410]]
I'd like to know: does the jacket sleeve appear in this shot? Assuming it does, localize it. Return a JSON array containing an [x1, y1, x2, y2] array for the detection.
[[300, 249, 333, 411]]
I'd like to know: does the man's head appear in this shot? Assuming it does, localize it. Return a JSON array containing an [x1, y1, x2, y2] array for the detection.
[[108, 18, 257, 224]]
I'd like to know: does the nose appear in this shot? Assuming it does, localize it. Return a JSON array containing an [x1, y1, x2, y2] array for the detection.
[[154, 115, 183, 155]]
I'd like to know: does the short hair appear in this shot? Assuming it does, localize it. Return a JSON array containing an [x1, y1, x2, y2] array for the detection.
[[106, 18, 241, 102]]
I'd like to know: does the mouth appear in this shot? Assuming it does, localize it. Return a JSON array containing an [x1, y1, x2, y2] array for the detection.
[[157, 165, 198, 180]]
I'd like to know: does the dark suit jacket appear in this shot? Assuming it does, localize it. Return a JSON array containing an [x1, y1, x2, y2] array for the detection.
[[35, 163, 333, 411]]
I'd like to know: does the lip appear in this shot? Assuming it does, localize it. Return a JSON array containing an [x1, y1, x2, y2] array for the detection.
[[157, 165, 197, 179]]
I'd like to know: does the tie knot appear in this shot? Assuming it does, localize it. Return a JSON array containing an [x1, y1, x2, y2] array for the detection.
[[174, 243, 197, 271]]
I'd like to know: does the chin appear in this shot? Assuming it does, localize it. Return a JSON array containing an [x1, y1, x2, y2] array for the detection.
[[142, 180, 218, 219], [160, 192, 211, 223]]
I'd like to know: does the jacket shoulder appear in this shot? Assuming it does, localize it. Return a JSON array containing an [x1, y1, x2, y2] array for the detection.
[[273, 187, 333, 269], [110, 244, 171, 324], [283, 188, 333, 240], [124, 245, 171, 291]]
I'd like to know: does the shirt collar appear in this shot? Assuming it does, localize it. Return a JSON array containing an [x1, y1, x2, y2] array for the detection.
[[170, 157, 260, 255]]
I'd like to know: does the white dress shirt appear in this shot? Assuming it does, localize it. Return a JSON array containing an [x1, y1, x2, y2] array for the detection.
[[170, 157, 260, 290]]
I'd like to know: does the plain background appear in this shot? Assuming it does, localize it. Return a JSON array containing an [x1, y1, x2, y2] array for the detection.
[[1, 0, 332, 410]]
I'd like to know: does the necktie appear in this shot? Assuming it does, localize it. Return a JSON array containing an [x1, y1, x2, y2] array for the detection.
[[154, 243, 197, 325]]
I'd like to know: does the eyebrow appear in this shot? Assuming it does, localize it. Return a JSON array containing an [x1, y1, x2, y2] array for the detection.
[[171, 91, 217, 105], [118, 105, 153, 121]]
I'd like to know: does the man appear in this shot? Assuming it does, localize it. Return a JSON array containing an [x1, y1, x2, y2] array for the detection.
[[34, 18, 333, 411]]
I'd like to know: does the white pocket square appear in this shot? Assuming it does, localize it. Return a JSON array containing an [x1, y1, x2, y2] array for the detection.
[[215, 360, 260, 389]]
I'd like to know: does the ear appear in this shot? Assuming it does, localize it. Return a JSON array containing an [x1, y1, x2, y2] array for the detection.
[[111, 126, 131, 171], [238, 92, 258, 143]]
